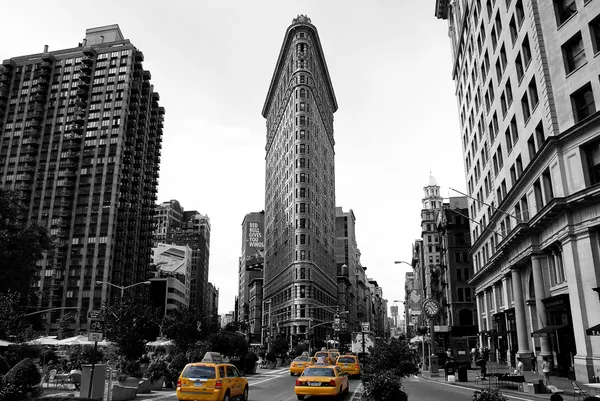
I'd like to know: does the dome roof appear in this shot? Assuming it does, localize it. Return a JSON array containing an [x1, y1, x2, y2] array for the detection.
[[428, 174, 438, 187]]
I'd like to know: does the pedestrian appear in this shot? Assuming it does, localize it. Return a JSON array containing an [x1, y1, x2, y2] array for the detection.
[[530, 352, 536, 373], [516, 357, 524, 375], [541, 357, 551, 387]]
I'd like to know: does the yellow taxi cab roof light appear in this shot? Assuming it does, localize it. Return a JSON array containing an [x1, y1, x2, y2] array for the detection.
[[201, 352, 223, 363]]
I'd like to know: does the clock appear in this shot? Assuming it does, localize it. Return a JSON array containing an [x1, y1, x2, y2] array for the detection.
[[422, 298, 440, 318]]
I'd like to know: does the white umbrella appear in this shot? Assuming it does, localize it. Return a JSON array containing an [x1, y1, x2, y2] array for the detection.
[[26, 336, 60, 345], [146, 339, 173, 347], [57, 335, 95, 346], [0, 339, 16, 347], [410, 335, 429, 344]]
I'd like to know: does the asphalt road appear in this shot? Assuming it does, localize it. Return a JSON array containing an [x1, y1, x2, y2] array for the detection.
[[136, 369, 547, 401]]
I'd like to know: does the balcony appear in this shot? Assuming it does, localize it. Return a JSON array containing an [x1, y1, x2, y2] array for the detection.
[[30, 111, 44, 120], [40, 61, 53, 71], [64, 151, 80, 159], [68, 123, 84, 134], [62, 141, 80, 150], [76, 88, 88, 98], [59, 160, 77, 169], [55, 190, 73, 198], [77, 80, 90, 90], [81, 55, 94, 65], [22, 137, 39, 146], [17, 173, 33, 182], [56, 180, 73, 188], [64, 132, 82, 142], [21, 145, 38, 154]]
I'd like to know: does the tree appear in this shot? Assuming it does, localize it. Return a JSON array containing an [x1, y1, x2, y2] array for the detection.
[[56, 312, 77, 340], [0, 291, 36, 342], [160, 307, 205, 353], [104, 295, 160, 365], [208, 332, 248, 359], [0, 187, 53, 295]]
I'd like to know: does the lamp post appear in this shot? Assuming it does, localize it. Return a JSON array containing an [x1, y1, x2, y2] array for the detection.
[[96, 280, 151, 299], [264, 299, 272, 353]]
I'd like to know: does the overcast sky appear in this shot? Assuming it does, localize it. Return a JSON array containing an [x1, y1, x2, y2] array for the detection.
[[2, 0, 466, 316]]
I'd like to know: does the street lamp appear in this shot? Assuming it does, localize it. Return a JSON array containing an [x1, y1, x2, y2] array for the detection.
[[264, 299, 272, 353], [96, 280, 151, 299], [394, 261, 412, 267]]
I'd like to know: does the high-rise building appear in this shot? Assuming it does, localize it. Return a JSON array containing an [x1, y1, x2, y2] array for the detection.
[[150, 243, 192, 315], [153, 200, 211, 316], [262, 15, 339, 346], [435, 0, 600, 380], [421, 176, 444, 308], [237, 211, 264, 342], [0, 24, 163, 331], [334, 207, 360, 336]]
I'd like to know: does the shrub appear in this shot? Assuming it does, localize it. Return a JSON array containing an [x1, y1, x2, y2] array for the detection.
[[266, 352, 277, 363], [167, 353, 188, 383], [143, 360, 168, 382], [0, 358, 42, 401], [69, 345, 105, 365], [244, 352, 259, 372], [3, 344, 40, 367], [362, 371, 407, 401], [472, 388, 508, 401]]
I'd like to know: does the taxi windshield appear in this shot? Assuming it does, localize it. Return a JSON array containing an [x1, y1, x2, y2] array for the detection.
[[295, 356, 312, 362], [314, 352, 329, 357], [337, 357, 355, 363], [303, 367, 334, 377], [181, 365, 216, 379]]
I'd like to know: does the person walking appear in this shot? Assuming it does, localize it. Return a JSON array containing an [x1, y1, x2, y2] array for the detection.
[[530, 352, 537, 373], [541, 357, 551, 387], [516, 357, 524, 375]]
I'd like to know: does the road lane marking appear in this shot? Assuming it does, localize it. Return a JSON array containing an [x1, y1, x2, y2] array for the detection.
[[138, 393, 176, 401], [250, 374, 290, 386], [348, 382, 364, 401]]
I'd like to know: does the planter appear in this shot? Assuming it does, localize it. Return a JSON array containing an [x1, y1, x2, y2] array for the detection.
[[276, 358, 283, 367], [150, 376, 166, 390], [119, 376, 141, 390], [267, 362, 276, 369], [112, 384, 137, 401]]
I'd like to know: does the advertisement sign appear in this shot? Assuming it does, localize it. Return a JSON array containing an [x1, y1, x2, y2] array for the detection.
[[245, 220, 264, 268]]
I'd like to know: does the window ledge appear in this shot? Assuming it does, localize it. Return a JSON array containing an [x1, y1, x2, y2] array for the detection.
[[565, 61, 588, 78], [556, 12, 578, 31]]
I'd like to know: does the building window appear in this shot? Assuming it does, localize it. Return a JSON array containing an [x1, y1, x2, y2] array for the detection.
[[553, 0, 577, 26], [515, 53, 524, 82], [528, 77, 539, 109], [562, 32, 586, 74], [510, 16, 518, 44], [522, 35, 532, 66], [521, 92, 531, 121], [584, 138, 600, 185], [571, 83, 596, 122], [589, 15, 600, 54]]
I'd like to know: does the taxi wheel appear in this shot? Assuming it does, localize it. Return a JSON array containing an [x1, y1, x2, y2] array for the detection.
[[297, 396, 305, 400], [222, 391, 230, 401], [290, 372, 294, 376], [242, 386, 249, 401]]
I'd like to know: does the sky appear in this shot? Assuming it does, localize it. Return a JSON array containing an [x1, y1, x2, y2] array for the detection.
[[2, 0, 466, 316]]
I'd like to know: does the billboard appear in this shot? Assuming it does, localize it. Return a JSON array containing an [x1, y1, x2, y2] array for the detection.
[[245, 220, 264, 268]]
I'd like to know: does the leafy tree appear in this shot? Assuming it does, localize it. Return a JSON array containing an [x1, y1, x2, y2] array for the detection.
[[208, 332, 248, 359], [0, 291, 36, 342], [0, 358, 42, 401], [56, 312, 77, 340], [363, 335, 417, 378], [104, 295, 160, 367], [160, 307, 205, 353], [0, 187, 53, 295]]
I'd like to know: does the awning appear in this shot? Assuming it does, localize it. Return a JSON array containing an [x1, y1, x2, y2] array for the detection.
[[585, 323, 600, 336], [531, 324, 567, 338]]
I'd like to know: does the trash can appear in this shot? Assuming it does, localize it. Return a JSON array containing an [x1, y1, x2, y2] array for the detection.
[[457, 366, 468, 382], [444, 364, 455, 381], [530, 379, 543, 393], [80, 364, 106, 400]]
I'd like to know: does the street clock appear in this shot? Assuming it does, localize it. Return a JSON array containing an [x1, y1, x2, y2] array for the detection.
[[422, 298, 440, 318]]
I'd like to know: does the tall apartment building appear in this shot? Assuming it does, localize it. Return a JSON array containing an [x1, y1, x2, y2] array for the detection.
[[150, 243, 192, 315], [237, 211, 265, 342], [262, 15, 339, 346], [153, 200, 211, 316], [0, 25, 163, 331], [404, 270, 417, 337], [334, 207, 360, 336], [435, 0, 600, 380]]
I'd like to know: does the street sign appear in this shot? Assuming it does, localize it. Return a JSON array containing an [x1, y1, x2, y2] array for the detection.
[[88, 319, 105, 342], [361, 322, 370, 333], [333, 323, 340, 331], [87, 309, 104, 320]]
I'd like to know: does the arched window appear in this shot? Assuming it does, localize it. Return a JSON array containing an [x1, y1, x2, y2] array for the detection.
[[300, 88, 306, 98]]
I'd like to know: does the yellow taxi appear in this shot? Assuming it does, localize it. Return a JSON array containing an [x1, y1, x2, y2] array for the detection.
[[328, 349, 341, 361], [336, 354, 361, 377], [294, 363, 349, 400], [313, 350, 335, 365], [290, 356, 317, 376], [176, 352, 249, 401]]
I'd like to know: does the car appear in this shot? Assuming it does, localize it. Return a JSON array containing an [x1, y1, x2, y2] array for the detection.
[[313, 351, 335, 365], [290, 356, 317, 376], [294, 363, 349, 400], [176, 352, 249, 401], [327, 349, 341, 361], [336, 354, 361, 378]]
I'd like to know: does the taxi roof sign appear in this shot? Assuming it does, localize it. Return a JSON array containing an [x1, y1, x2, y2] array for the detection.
[[201, 352, 223, 363]]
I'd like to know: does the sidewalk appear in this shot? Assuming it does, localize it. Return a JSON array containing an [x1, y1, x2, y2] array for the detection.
[[420, 363, 577, 400]]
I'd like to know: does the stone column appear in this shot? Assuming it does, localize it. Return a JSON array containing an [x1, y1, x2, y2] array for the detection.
[[531, 255, 551, 359], [511, 267, 531, 362]]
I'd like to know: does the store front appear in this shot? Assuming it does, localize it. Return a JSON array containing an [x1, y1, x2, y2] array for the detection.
[[493, 312, 508, 365], [505, 308, 518, 368], [538, 294, 576, 378]]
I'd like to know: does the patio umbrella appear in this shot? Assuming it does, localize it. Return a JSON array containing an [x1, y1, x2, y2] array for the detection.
[[26, 336, 60, 345], [146, 339, 173, 347], [410, 335, 430, 344], [57, 335, 95, 346], [0, 339, 16, 347]]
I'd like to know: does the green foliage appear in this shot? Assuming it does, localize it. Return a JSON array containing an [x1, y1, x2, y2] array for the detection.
[[39, 348, 58, 365], [271, 335, 289, 358], [56, 312, 77, 340], [363, 336, 417, 378], [0, 355, 10, 375], [266, 352, 277, 363], [0, 358, 42, 401], [472, 388, 508, 401], [104, 295, 160, 361], [185, 341, 211, 363], [68, 345, 104, 365], [0, 188, 53, 295], [362, 371, 408, 401], [244, 352, 259, 372], [143, 360, 168, 382], [2, 344, 41, 368], [160, 307, 205, 353], [0, 291, 37, 342], [167, 353, 189, 383], [208, 332, 248, 359]]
